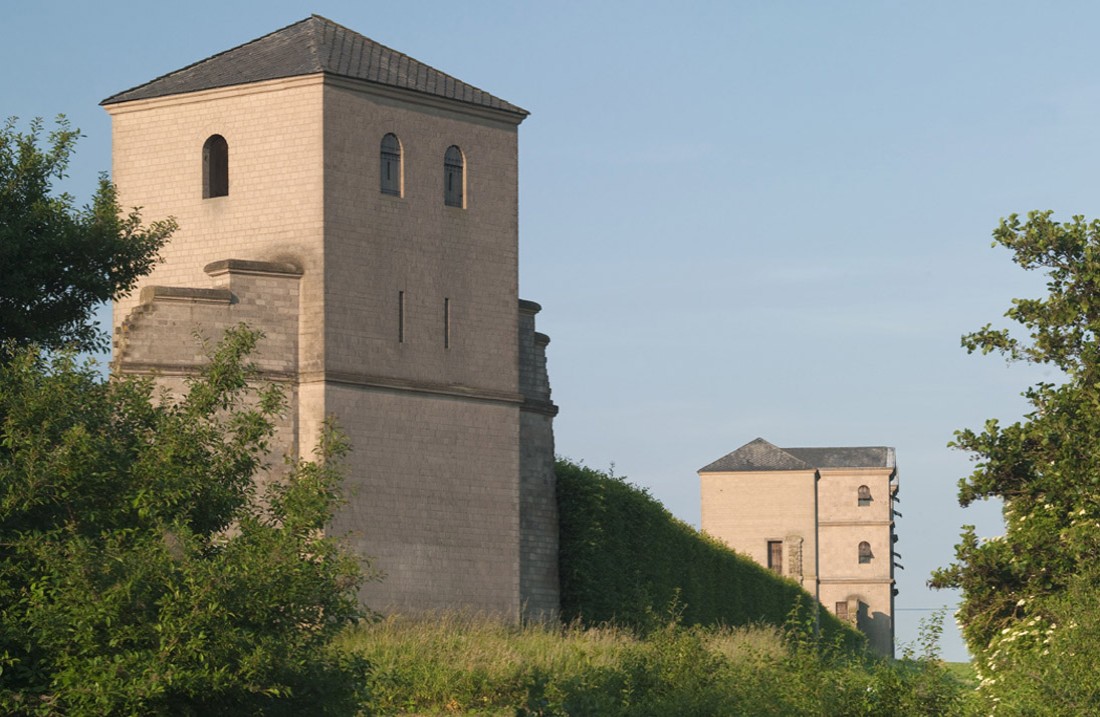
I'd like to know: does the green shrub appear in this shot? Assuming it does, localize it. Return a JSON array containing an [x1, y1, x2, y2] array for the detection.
[[556, 458, 861, 649], [0, 330, 368, 715]]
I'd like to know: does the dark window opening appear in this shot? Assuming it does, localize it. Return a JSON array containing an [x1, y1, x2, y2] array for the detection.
[[203, 134, 228, 198], [444, 145, 464, 207], [381, 133, 402, 196], [398, 291, 405, 343], [767, 540, 783, 574], [858, 541, 873, 564], [858, 484, 872, 507], [443, 297, 450, 349]]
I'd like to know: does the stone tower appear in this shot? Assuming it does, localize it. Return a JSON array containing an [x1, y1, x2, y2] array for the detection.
[[698, 438, 898, 656], [103, 15, 559, 620]]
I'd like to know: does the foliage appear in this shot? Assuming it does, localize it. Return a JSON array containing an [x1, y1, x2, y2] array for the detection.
[[969, 568, 1100, 714], [555, 458, 861, 649], [0, 327, 368, 716], [341, 612, 969, 716], [0, 116, 174, 353], [931, 210, 1100, 712]]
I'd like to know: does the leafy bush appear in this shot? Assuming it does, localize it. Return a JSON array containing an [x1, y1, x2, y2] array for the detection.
[[931, 211, 1100, 714], [0, 328, 368, 716]]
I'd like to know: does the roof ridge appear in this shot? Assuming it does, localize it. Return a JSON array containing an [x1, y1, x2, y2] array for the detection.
[[308, 14, 519, 115], [698, 437, 813, 473], [305, 14, 324, 74], [101, 16, 317, 106], [760, 439, 813, 469]]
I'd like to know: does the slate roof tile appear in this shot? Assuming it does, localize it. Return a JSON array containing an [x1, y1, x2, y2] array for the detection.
[[700, 438, 895, 473], [102, 14, 527, 117]]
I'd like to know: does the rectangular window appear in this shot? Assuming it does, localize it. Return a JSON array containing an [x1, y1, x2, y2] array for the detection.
[[835, 601, 849, 622], [767, 540, 783, 575], [443, 298, 450, 349], [398, 291, 405, 343]]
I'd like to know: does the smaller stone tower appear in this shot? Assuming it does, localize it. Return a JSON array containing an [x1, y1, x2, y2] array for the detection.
[[699, 438, 898, 656]]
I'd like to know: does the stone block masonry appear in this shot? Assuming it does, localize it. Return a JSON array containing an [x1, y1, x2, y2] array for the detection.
[[106, 15, 558, 622]]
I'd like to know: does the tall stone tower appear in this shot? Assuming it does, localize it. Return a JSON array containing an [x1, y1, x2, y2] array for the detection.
[[103, 15, 559, 620], [698, 438, 898, 656]]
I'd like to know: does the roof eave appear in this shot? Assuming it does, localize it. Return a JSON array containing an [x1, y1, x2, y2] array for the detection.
[[103, 70, 529, 126]]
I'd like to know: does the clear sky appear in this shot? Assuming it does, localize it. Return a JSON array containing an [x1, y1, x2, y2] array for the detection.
[[6, 1, 1096, 662]]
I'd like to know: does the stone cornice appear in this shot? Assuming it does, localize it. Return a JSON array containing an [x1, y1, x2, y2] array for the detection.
[[103, 74, 324, 115], [111, 362, 297, 382], [325, 74, 526, 128], [521, 398, 559, 417], [139, 286, 233, 305], [204, 259, 303, 278], [299, 370, 524, 406], [518, 299, 542, 314]]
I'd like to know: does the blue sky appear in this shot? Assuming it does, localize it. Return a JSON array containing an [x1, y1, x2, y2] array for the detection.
[[7, 1, 1096, 661]]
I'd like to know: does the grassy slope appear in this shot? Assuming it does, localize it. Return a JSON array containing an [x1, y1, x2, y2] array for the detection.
[[337, 615, 972, 716]]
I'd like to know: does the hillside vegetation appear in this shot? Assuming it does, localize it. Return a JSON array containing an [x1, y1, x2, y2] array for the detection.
[[339, 614, 969, 716]]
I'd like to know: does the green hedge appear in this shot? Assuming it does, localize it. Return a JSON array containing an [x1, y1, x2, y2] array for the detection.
[[556, 459, 862, 649]]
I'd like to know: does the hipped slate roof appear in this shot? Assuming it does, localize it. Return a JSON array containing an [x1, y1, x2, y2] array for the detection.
[[101, 14, 528, 117], [699, 438, 895, 473]]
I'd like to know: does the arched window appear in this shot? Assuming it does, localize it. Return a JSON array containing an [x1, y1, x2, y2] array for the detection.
[[858, 541, 873, 564], [380, 133, 402, 196], [858, 485, 872, 507], [203, 134, 229, 198], [444, 145, 464, 208]]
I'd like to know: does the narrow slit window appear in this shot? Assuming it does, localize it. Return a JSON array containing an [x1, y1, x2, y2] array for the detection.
[[443, 298, 450, 349], [398, 291, 405, 343], [444, 145, 464, 208], [381, 133, 402, 196], [858, 485, 872, 507], [858, 541, 873, 564], [203, 134, 229, 198]]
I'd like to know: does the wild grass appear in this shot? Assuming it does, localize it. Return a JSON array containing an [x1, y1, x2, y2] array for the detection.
[[336, 613, 973, 716]]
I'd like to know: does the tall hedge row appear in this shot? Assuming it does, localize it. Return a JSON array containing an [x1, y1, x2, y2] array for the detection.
[[556, 459, 862, 648]]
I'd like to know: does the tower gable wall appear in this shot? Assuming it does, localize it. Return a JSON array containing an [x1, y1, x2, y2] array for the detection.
[[319, 80, 520, 392], [107, 77, 326, 375], [700, 470, 818, 587]]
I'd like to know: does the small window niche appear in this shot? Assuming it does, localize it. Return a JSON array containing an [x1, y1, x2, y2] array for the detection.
[[381, 133, 402, 196], [443, 145, 465, 208], [443, 297, 451, 349], [202, 134, 229, 198], [398, 290, 405, 343], [858, 484, 872, 507], [766, 540, 783, 574], [858, 541, 873, 564]]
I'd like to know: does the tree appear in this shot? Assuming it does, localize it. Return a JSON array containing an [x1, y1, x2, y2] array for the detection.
[[0, 327, 368, 715], [931, 211, 1100, 705], [0, 116, 174, 353]]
